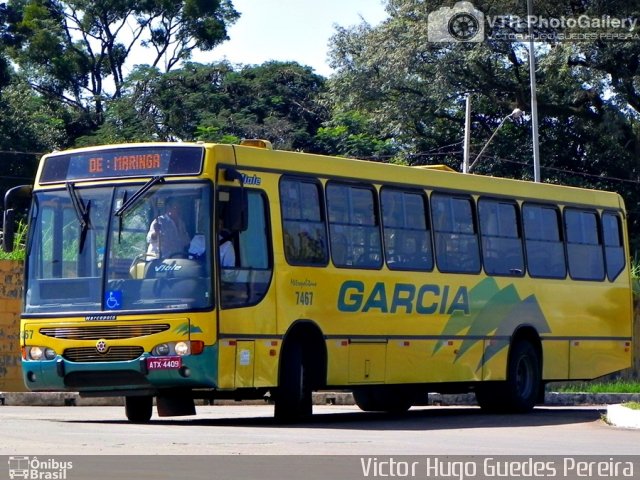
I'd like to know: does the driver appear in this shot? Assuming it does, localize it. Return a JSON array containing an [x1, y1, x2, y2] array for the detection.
[[146, 198, 190, 259]]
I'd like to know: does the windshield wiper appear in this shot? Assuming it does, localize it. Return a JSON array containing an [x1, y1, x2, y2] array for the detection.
[[114, 176, 165, 218], [66, 182, 91, 253]]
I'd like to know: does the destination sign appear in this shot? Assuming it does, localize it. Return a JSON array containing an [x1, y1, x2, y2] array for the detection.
[[40, 146, 204, 183]]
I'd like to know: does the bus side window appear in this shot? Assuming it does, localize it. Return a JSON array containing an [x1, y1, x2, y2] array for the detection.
[[523, 204, 566, 279], [381, 188, 433, 271], [564, 209, 605, 281], [431, 192, 480, 274], [602, 211, 625, 281], [279, 177, 328, 266], [478, 198, 524, 276], [327, 182, 382, 269]]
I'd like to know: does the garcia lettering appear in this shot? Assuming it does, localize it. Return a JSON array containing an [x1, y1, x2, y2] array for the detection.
[[337, 280, 469, 315]]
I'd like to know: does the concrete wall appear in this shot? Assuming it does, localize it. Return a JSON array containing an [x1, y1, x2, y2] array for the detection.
[[0, 259, 26, 391]]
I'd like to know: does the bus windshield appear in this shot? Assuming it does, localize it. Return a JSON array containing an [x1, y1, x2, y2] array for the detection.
[[25, 182, 213, 314]]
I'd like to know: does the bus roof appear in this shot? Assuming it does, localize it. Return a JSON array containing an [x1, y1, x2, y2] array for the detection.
[[37, 141, 625, 211], [212, 142, 625, 211]]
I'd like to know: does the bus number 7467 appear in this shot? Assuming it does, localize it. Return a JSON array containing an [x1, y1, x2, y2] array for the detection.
[[295, 291, 313, 306]]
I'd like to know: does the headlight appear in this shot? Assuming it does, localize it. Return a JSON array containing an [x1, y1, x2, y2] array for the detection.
[[26, 346, 57, 361], [151, 341, 192, 356], [175, 342, 190, 356], [28, 346, 43, 360], [152, 343, 170, 356]]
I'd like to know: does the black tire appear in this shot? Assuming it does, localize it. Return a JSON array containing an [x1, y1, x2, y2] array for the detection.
[[476, 340, 541, 413], [353, 386, 414, 413], [274, 342, 312, 423], [125, 395, 153, 423]]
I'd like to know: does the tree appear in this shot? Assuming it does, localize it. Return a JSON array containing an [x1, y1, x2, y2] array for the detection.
[[0, 74, 70, 200], [216, 61, 328, 150], [79, 61, 329, 150], [3, 0, 239, 131], [76, 62, 233, 144], [326, 0, 640, 246], [313, 110, 399, 160]]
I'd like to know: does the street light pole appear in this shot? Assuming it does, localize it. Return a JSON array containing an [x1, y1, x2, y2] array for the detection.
[[462, 95, 472, 174], [467, 108, 523, 173], [528, 0, 541, 182]]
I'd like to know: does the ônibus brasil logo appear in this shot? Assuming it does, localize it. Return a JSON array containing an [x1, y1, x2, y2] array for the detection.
[[8, 456, 73, 480]]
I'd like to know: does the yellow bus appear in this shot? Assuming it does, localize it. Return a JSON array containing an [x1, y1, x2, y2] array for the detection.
[[5, 140, 632, 423]]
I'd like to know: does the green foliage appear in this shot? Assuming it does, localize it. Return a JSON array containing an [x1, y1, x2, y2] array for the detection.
[[2, 0, 240, 132], [0, 76, 67, 151], [631, 259, 640, 298], [0, 220, 27, 261], [326, 0, 640, 249], [313, 111, 398, 159], [80, 61, 328, 150], [194, 126, 239, 144], [555, 380, 640, 394]]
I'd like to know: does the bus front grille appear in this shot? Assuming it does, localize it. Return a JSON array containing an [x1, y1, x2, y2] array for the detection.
[[40, 324, 170, 340], [63, 346, 144, 362]]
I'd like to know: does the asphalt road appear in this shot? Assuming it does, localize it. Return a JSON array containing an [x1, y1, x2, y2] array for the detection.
[[0, 404, 638, 456]]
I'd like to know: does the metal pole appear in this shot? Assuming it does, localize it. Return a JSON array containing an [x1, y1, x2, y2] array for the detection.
[[463, 95, 472, 173], [528, 0, 541, 182], [468, 108, 522, 173], [468, 115, 509, 172]]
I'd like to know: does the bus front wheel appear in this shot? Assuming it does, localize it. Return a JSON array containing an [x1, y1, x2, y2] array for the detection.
[[274, 342, 312, 423], [125, 395, 153, 423], [476, 340, 541, 413]]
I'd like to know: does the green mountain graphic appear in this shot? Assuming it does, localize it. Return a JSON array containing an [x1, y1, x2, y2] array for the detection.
[[433, 277, 550, 371], [174, 322, 203, 336]]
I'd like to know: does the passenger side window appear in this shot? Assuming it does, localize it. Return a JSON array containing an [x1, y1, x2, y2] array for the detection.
[[431, 193, 480, 273], [327, 183, 382, 269], [280, 177, 328, 266], [565, 209, 605, 281], [602, 212, 625, 281], [381, 188, 433, 271], [523, 204, 566, 279], [478, 199, 524, 276]]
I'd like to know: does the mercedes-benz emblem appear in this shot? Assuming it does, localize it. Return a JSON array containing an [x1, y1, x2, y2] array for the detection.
[[96, 339, 108, 354]]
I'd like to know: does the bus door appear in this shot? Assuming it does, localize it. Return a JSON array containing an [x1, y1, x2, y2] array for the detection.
[[215, 168, 277, 390]]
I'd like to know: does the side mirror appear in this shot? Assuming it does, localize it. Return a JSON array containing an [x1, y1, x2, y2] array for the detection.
[[2, 208, 15, 252], [2, 184, 32, 253]]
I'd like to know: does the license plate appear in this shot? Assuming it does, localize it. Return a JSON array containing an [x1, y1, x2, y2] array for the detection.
[[147, 356, 182, 370]]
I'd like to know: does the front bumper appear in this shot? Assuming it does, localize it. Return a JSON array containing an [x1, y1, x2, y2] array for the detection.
[[22, 345, 218, 394]]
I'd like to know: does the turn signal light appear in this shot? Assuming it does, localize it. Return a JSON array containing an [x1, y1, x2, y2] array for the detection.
[[190, 341, 205, 355]]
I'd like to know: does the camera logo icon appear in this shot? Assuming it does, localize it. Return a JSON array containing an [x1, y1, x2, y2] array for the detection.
[[428, 2, 485, 42]]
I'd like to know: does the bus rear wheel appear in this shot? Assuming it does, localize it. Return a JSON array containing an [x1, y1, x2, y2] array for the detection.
[[274, 342, 312, 423], [476, 340, 541, 413], [125, 395, 153, 423]]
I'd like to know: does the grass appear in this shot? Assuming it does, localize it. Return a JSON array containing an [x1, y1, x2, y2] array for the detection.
[[554, 380, 640, 394], [623, 401, 640, 410], [0, 220, 26, 261], [632, 259, 640, 296]]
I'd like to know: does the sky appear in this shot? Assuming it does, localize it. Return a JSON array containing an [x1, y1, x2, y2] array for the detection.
[[191, 0, 389, 77]]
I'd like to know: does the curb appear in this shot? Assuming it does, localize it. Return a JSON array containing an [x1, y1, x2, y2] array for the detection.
[[607, 403, 640, 429]]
